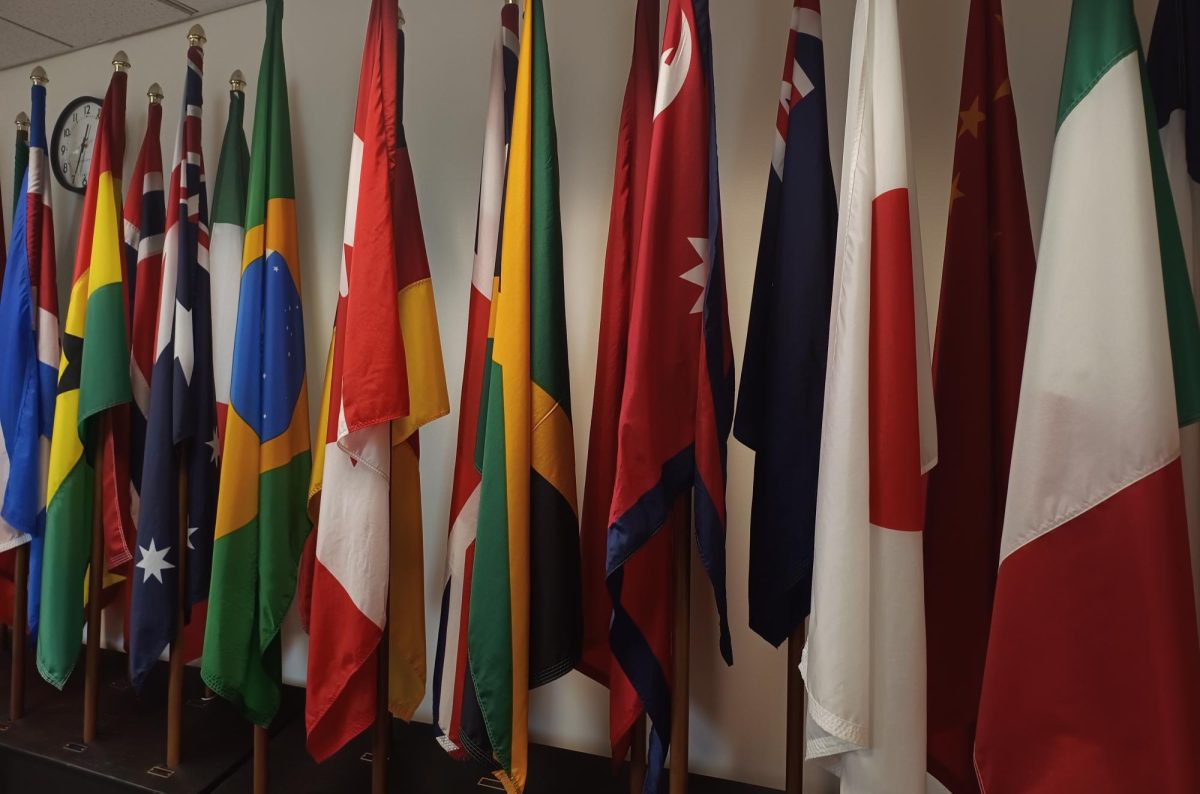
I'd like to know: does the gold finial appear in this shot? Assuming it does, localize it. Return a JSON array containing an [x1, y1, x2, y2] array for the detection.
[[147, 82, 164, 104], [229, 69, 246, 92], [187, 24, 206, 47], [112, 50, 131, 72], [15, 112, 29, 132], [29, 66, 48, 85]]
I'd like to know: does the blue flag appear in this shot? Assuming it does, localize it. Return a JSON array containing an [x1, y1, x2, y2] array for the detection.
[[733, 0, 837, 648], [130, 43, 219, 688], [0, 82, 59, 636]]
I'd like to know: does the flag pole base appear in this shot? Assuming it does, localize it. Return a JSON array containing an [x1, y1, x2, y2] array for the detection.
[[10, 543, 29, 722], [785, 623, 806, 794], [669, 498, 691, 794]]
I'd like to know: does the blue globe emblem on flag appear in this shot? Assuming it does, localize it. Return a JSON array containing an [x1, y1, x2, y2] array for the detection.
[[230, 249, 306, 442]]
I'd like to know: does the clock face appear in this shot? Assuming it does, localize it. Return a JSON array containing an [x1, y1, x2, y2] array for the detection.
[[51, 96, 103, 195]]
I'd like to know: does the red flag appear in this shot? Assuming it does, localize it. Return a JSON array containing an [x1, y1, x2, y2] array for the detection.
[[922, 1, 1035, 790], [578, 0, 658, 763]]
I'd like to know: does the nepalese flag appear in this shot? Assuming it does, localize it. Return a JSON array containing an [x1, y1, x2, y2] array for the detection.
[[38, 65, 134, 690], [129, 42, 219, 690], [733, 0, 835, 650], [577, 0, 656, 764], [604, 1, 735, 790], [210, 84, 249, 454], [922, 1, 1034, 791], [799, 0, 937, 789], [0, 82, 58, 637], [466, 1, 582, 790], [432, 0, 518, 759], [303, 0, 449, 761], [124, 97, 165, 526], [976, 1, 1200, 790], [201, 0, 312, 727]]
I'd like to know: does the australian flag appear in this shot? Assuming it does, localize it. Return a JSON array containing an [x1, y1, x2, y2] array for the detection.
[[733, 0, 836, 647], [129, 43, 219, 689]]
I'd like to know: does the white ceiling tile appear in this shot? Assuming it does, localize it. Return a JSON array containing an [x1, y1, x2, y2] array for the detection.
[[0, 19, 70, 71], [1, 0, 187, 48], [182, 0, 258, 12]]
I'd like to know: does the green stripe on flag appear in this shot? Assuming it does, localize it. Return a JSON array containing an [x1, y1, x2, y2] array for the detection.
[[211, 90, 249, 227], [36, 463, 93, 689], [1057, 0, 1140, 129], [78, 282, 131, 422]]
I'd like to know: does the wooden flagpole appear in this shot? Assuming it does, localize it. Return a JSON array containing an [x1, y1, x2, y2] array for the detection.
[[82, 450, 104, 743], [372, 624, 390, 794], [253, 725, 269, 794], [9, 110, 32, 725], [629, 716, 647, 793], [785, 624, 806, 793], [669, 499, 691, 794]]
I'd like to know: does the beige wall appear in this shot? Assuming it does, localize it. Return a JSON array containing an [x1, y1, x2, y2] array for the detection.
[[0, 0, 1165, 790]]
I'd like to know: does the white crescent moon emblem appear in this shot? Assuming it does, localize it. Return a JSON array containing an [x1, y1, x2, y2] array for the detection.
[[654, 9, 694, 120]]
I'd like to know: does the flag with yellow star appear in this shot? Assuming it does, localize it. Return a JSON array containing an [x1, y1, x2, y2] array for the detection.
[[922, 0, 1036, 790]]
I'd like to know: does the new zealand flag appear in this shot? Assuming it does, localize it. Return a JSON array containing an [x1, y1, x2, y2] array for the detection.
[[129, 43, 219, 689]]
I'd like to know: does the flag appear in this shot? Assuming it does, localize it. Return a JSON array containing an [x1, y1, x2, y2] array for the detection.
[[129, 38, 219, 690], [577, 0, 656, 764], [466, 0, 581, 789], [1149, 0, 1200, 615], [432, 0, 518, 758], [37, 64, 133, 690], [124, 95, 165, 530], [921, 1, 1034, 790], [603, 1, 735, 790], [201, 0, 312, 726], [0, 81, 58, 637], [733, 0, 835, 650], [210, 81, 249, 454], [799, 0, 937, 789], [303, 0, 449, 761], [975, 1, 1200, 790]]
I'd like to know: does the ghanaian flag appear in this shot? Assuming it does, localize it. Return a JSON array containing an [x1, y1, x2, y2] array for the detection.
[[37, 66, 131, 690], [466, 1, 582, 790], [200, 0, 311, 726]]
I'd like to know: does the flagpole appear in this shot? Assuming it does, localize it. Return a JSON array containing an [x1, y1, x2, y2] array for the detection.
[[669, 497, 691, 794], [9, 102, 31, 722], [82, 433, 104, 744], [372, 620, 390, 794], [166, 459, 188, 768], [786, 624, 806, 793], [253, 724, 269, 794], [629, 715, 647, 793]]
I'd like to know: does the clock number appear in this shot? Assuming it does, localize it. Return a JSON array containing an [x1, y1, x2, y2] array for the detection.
[[63, 127, 70, 138], [84, 105, 92, 116]]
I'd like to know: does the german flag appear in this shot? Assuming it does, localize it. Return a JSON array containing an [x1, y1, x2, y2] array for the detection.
[[467, 1, 581, 791], [200, 0, 311, 726]]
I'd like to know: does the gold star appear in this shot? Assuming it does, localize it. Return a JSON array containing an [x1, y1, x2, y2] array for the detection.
[[950, 172, 966, 207], [958, 96, 986, 138], [994, 78, 1011, 101]]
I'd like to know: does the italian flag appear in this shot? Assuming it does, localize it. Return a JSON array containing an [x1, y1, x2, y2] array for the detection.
[[975, 0, 1200, 790]]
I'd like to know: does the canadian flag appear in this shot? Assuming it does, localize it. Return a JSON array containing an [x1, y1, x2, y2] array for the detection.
[[799, 0, 937, 791]]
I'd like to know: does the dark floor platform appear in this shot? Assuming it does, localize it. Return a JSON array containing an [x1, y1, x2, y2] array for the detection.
[[0, 644, 777, 793]]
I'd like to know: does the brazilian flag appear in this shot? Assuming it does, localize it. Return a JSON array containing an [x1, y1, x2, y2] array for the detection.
[[201, 0, 311, 726]]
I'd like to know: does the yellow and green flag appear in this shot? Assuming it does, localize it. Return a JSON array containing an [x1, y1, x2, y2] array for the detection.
[[37, 66, 131, 690], [466, 1, 582, 790], [200, 0, 311, 726]]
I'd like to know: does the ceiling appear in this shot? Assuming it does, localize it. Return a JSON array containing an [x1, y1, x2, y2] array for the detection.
[[0, 0, 256, 71]]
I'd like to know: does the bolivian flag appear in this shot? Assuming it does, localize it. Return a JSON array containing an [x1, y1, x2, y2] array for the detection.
[[37, 65, 131, 690], [467, 1, 582, 790], [201, 0, 311, 727]]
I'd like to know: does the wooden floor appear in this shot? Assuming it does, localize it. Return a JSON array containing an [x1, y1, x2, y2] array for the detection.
[[0, 644, 777, 793]]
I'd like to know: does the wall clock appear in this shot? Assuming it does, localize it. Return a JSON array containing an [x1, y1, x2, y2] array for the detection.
[[51, 95, 102, 195]]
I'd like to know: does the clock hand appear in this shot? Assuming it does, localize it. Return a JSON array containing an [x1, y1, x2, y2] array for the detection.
[[73, 125, 92, 180]]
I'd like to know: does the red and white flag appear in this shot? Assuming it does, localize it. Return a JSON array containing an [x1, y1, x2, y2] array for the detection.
[[800, 0, 936, 790], [305, 0, 408, 761]]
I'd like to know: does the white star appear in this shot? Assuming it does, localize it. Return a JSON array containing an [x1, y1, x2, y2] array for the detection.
[[273, 265, 280, 273], [680, 237, 710, 314], [206, 428, 221, 464], [187, 526, 199, 550], [136, 539, 175, 584]]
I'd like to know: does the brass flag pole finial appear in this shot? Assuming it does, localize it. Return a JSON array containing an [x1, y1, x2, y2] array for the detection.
[[113, 50, 131, 72], [30, 65, 48, 85], [15, 111, 30, 132], [188, 23, 207, 47], [148, 82, 164, 104], [230, 69, 246, 92]]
